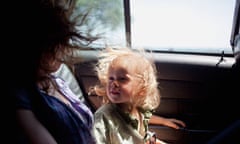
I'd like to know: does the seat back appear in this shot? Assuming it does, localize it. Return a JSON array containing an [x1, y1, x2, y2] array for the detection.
[[52, 63, 86, 103]]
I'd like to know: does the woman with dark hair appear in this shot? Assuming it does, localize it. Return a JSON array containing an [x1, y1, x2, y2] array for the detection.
[[14, 0, 98, 143]]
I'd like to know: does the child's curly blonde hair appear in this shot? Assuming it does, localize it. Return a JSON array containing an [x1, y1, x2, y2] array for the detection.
[[93, 47, 160, 110]]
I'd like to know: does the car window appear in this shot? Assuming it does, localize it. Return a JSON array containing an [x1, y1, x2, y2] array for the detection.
[[75, 0, 236, 56]]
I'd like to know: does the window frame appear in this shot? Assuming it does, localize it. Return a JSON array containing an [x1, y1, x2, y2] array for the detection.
[[230, 0, 240, 56]]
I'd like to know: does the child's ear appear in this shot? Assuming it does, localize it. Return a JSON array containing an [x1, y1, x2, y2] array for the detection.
[[137, 88, 147, 99], [138, 90, 145, 97]]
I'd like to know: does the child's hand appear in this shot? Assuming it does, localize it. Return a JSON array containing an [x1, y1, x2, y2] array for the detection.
[[162, 118, 186, 129]]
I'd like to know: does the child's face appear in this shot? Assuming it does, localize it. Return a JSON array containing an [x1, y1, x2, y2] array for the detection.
[[106, 66, 139, 104]]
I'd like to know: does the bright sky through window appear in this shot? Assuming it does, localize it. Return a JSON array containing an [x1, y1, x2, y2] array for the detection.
[[130, 0, 235, 53]]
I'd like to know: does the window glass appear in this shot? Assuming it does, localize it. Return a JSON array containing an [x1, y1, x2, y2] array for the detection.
[[74, 0, 126, 48], [130, 0, 236, 54]]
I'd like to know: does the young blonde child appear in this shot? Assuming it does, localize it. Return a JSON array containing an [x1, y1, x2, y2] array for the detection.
[[92, 47, 185, 144]]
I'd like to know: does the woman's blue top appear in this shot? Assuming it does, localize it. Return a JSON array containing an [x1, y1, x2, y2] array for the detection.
[[15, 77, 95, 144]]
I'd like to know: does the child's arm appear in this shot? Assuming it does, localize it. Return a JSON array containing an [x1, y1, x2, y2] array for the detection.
[[149, 115, 186, 129]]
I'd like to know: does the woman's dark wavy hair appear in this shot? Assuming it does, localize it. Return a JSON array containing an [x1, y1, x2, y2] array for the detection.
[[11, 0, 99, 88]]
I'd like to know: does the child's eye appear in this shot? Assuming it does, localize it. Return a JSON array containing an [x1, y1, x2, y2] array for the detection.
[[109, 77, 114, 81], [118, 77, 127, 81]]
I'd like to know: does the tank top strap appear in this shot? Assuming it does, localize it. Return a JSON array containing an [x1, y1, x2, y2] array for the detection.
[[50, 75, 94, 128]]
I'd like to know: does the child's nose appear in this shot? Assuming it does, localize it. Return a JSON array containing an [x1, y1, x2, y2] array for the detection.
[[112, 80, 119, 87]]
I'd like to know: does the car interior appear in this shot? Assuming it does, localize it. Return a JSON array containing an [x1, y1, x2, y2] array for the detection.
[[12, 0, 239, 144], [54, 0, 240, 143]]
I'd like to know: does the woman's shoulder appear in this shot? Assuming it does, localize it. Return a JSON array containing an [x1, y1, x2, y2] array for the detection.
[[15, 85, 55, 110], [15, 85, 37, 110]]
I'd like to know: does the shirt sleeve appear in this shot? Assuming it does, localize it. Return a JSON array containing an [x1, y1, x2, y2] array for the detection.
[[93, 111, 109, 144]]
